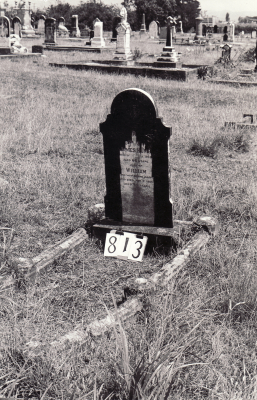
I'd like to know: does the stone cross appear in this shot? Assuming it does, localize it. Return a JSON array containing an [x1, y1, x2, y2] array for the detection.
[[166, 16, 174, 48], [100, 88, 172, 227]]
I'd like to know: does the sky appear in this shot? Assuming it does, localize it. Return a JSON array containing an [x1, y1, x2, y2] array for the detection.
[[8, 0, 257, 22]]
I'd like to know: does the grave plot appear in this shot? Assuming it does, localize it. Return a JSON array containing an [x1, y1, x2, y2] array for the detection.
[[2, 62, 257, 399], [4, 89, 217, 350]]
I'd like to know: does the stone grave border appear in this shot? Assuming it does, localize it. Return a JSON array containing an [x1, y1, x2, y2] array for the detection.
[[0, 206, 218, 354], [225, 113, 257, 130]]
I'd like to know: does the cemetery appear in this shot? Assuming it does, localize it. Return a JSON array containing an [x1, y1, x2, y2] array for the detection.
[[1, 1, 257, 399]]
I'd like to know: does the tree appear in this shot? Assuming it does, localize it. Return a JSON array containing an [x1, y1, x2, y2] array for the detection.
[[73, 2, 120, 30], [226, 12, 229, 22], [124, 0, 199, 31], [176, 0, 199, 32]]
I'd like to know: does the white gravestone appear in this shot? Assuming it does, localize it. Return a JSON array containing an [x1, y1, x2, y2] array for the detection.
[[114, 7, 132, 60], [38, 16, 45, 35], [149, 21, 158, 38], [91, 18, 105, 47]]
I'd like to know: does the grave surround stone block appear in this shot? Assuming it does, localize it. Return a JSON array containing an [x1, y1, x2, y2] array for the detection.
[[100, 88, 173, 228]]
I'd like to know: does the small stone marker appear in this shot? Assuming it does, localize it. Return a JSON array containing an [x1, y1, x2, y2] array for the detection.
[[149, 21, 158, 38], [252, 31, 256, 39], [44, 17, 56, 44], [100, 88, 172, 228]]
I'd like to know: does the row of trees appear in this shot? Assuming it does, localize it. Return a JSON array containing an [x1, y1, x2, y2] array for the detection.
[[125, 0, 200, 32], [5, 0, 200, 32]]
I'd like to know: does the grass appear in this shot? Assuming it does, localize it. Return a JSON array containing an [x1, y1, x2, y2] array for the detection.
[[0, 36, 257, 399]]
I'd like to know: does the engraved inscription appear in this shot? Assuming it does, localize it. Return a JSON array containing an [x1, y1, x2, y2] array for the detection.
[[120, 131, 154, 224]]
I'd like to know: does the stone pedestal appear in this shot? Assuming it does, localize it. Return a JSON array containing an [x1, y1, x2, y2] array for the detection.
[[114, 21, 133, 60], [91, 18, 105, 47]]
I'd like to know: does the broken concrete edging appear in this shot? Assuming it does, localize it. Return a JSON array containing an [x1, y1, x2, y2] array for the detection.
[[45, 216, 218, 347], [0, 228, 88, 289]]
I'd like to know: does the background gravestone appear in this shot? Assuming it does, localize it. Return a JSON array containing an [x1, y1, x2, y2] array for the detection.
[[38, 15, 46, 35], [70, 15, 80, 37], [149, 21, 158, 38], [100, 88, 172, 228], [91, 18, 105, 47], [111, 16, 121, 41], [12, 16, 21, 37], [44, 17, 56, 44], [0, 16, 10, 48]]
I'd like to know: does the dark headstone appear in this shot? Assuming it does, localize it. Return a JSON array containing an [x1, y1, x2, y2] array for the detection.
[[112, 16, 121, 41], [100, 88, 172, 228], [44, 17, 56, 44], [32, 45, 43, 54]]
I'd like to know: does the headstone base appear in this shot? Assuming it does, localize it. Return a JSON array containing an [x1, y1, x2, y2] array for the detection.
[[114, 51, 133, 61], [93, 219, 177, 254], [154, 61, 182, 68], [43, 41, 57, 45], [91, 37, 105, 48], [70, 28, 80, 38], [156, 46, 180, 65]]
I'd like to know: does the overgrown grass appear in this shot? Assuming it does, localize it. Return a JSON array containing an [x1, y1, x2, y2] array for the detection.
[[0, 44, 257, 399]]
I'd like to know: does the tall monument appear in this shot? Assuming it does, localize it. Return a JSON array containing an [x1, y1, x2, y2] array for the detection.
[[114, 6, 133, 60]]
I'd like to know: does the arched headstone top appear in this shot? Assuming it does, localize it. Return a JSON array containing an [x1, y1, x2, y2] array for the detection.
[[111, 88, 158, 120], [39, 15, 46, 20], [0, 16, 10, 38]]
